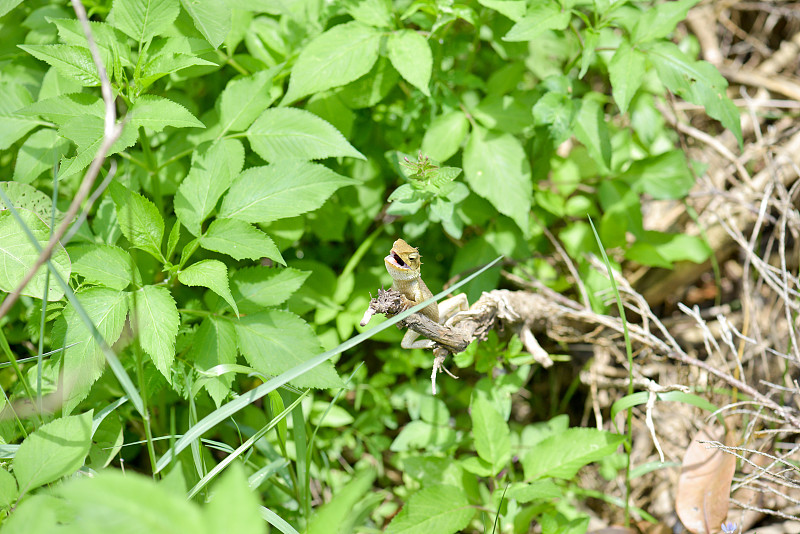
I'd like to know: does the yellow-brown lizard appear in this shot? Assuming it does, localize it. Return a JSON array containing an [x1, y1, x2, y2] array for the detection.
[[362, 238, 468, 349]]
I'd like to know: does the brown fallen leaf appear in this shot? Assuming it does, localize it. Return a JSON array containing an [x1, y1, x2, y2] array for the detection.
[[675, 426, 737, 534]]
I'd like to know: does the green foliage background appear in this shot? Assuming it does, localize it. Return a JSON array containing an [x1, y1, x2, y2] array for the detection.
[[0, 0, 738, 532]]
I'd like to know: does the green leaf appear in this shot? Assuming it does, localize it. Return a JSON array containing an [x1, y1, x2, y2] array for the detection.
[[385, 484, 475, 534], [234, 310, 343, 389], [49, 18, 133, 68], [13, 412, 92, 495], [57, 116, 139, 179], [390, 420, 457, 452], [336, 55, 399, 109], [17, 92, 104, 126], [521, 427, 625, 480], [463, 127, 532, 233], [631, 231, 712, 264], [632, 0, 700, 43], [0, 182, 58, 223], [608, 40, 646, 114], [0, 81, 37, 150], [573, 92, 611, 171], [219, 161, 357, 223], [58, 470, 206, 533], [387, 30, 432, 96], [230, 267, 310, 314], [219, 67, 279, 134], [532, 91, 577, 143], [502, 3, 571, 42], [109, 0, 180, 43], [179, 259, 239, 316], [70, 243, 136, 290], [110, 181, 165, 260], [18, 45, 100, 86], [0, 468, 18, 508], [283, 21, 381, 104], [421, 111, 469, 162], [0, 209, 71, 301], [189, 317, 237, 407], [647, 41, 742, 146], [0, 0, 23, 18], [13, 128, 70, 183], [129, 95, 205, 132], [506, 480, 562, 502], [621, 150, 694, 199], [200, 218, 285, 264], [477, 0, 525, 22], [180, 0, 231, 48], [204, 464, 262, 534], [307, 469, 376, 534], [130, 285, 179, 380], [174, 139, 244, 236], [247, 108, 364, 162], [470, 395, 511, 474], [62, 288, 129, 413]]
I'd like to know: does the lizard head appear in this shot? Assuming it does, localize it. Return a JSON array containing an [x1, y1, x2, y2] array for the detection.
[[385, 238, 422, 281]]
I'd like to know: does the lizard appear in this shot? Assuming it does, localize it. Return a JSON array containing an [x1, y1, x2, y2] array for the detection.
[[370, 238, 469, 349]]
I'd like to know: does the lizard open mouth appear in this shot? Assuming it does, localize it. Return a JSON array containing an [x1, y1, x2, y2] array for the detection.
[[391, 251, 408, 267]]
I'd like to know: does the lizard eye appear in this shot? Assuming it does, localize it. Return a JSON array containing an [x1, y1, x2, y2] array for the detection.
[[408, 253, 418, 262]]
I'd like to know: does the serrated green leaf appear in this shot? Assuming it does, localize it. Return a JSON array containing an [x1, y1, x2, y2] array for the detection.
[[647, 41, 742, 146], [0, 81, 38, 150], [609, 40, 646, 114], [463, 127, 532, 233], [130, 285, 179, 380], [109, 181, 165, 260], [200, 218, 285, 264], [219, 67, 279, 134], [49, 18, 133, 68], [17, 92, 104, 126], [219, 160, 357, 223], [247, 108, 364, 162], [573, 92, 611, 171], [57, 116, 139, 179], [189, 317, 237, 407], [70, 243, 136, 290], [18, 45, 100, 86], [230, 267, 309, 314], [179, 259, 239, 316], [109, 0, 180, 43], [0, 209, 71, 301], [129, 95, 205, 132], [502, 3, 571, 42], [12, 128, 70, 183], [61, 288, 129, 413], [174, 139, 244, 236], [234, 310, 343, 389], [180, 0, 231, 49], [387, 30, 432, 96], [13, 412, 92, 495], [521, 427, 625, 480], [385, 484, 474, 534], [283, 21, 381, 104], [632, 0, 700, 43], [336, 55, 399, 109], [421, 111, 468, 162]]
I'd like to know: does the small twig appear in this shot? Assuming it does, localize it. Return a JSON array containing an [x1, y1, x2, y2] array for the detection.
[[0, 0, 124, 321]]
